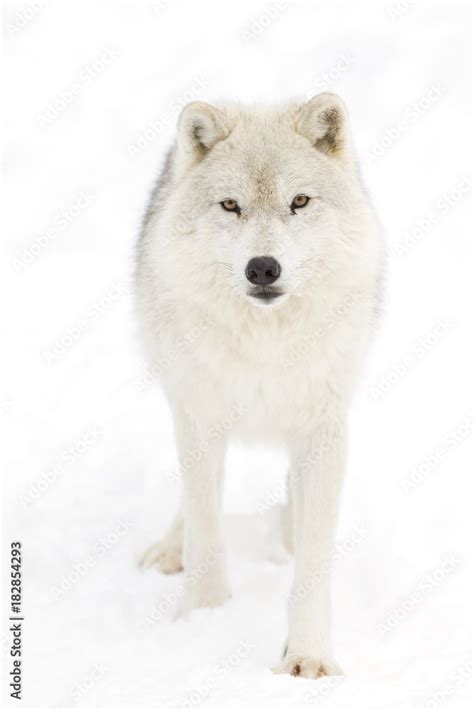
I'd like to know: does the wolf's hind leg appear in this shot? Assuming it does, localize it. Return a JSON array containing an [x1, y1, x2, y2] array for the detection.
[[140, 507, 184, 574]]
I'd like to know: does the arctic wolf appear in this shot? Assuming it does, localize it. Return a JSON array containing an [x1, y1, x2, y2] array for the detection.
[[136, 93, 383, 679]]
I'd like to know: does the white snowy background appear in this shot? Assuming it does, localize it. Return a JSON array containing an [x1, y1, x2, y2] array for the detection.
[[2, 1, 472, 707]]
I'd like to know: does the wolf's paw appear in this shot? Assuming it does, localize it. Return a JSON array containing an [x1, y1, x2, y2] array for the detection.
[[272, 654, 342, 679], [140, 540, 183, 574]]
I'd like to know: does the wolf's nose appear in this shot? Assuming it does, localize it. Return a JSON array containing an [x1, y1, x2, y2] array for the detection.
[[245, 256, 281, 286]]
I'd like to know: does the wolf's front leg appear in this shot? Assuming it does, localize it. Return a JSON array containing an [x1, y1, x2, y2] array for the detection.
[[274, 417, 347, 679], [174, 407, 231, 611]]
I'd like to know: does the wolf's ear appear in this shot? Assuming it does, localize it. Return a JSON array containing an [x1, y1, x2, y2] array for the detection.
[[177, 102, 229, 163], [295, 93, 351, 161]]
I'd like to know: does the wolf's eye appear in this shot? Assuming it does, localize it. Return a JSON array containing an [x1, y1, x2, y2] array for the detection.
[[290, 195, 310, 213], [220, 199, 241, 215]]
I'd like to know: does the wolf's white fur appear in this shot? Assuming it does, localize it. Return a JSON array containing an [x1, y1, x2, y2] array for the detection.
[[136, 93, 383, 679]]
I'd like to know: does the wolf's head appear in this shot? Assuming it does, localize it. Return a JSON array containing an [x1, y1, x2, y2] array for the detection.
[[149, 94, 379, 312]]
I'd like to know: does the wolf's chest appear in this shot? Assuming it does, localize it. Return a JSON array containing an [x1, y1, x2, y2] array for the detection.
[[176, 331, 337, 436]]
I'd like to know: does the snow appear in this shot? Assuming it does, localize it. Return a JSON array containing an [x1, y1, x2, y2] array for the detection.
[[2, 1, 471, 707]]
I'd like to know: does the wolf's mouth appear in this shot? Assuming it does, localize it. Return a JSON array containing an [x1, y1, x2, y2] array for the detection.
[[248, 286, 284, 302]]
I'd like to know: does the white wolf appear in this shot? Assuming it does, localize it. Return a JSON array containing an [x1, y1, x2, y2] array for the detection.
[[135, 93, 383, 679]]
